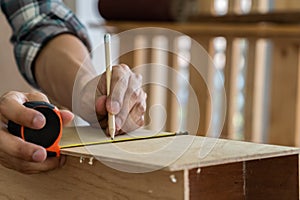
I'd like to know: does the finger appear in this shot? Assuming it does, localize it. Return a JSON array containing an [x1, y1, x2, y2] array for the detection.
[[0, 155, 60, 174], [115, 74, 143, 130], [60, 110, 74, 126], [120, 101, 146, 133], [122, 115, 145, 133], [19, 157, 60, 174], [95, 95, 108, 117], [0, 91, 26, 125], [0, 113, 8, 124], [0, 93, 46, 129], [2, 101, 45, 129], [97, 119, 108, 129], [25, 92, 49, 102], [107, 64, 131, 114], [0, 130, 47, 162], [117, 129, 127, 136], [0, 91, 28, 105]]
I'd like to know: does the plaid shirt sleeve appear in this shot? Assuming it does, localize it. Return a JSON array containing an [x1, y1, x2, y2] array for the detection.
[[1, 0, 91, 88]]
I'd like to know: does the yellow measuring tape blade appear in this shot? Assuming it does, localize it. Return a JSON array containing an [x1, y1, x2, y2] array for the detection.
[[60, 126, 187, 149]]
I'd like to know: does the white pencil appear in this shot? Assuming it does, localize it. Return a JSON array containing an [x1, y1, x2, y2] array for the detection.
[[104, 33, 116, 140]]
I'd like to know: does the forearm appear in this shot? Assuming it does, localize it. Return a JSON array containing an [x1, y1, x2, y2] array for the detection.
[[34, 34, 95, 110]]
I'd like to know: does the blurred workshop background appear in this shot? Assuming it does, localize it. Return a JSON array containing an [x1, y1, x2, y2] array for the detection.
[[2, 0, 300, 147]]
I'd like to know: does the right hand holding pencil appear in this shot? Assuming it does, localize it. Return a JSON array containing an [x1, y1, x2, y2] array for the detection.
[[96, 64, 147, 135], [76, 64, 147, 135]]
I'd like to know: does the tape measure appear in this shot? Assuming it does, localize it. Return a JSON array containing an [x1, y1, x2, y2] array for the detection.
[[8, 101, 62, 157]]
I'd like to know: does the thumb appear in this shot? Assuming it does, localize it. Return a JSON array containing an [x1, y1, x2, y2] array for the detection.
[[95, 95, 108, 116]]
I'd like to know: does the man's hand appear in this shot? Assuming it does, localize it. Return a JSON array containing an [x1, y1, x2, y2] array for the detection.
[[0, 91, 73, 174], [98, 64, 147, 134], [75, 64, 147, 135]]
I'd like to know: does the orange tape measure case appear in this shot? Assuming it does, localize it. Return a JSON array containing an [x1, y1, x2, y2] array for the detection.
[[8, 101, 62, 157]]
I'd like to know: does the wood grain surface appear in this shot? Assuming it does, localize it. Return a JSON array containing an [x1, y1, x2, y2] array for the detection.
[[61, 127, 300, 172]]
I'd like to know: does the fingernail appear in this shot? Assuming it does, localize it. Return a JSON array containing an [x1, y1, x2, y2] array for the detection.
[[111, 102, 120, 114], [32, 149, 47, 162], [59, 155, 66, 167], [33, 114, 46, 129]]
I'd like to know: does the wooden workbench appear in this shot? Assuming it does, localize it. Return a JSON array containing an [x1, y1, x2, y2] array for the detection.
[[0, 127, 299, 199]]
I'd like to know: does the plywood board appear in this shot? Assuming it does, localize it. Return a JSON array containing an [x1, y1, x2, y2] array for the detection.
[[245, 154, 299, 199], [188, 154, 299, 200], [60, 127, 300, 172], [189, 162, 244, 200], [0, 156, 184, 200]]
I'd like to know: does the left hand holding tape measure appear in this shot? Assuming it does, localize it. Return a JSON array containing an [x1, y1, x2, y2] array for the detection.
[[8, 101, 63, 157], [0, 91, 74, 174]]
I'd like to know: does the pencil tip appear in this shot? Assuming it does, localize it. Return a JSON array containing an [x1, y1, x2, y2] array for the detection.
[[104, 33, 111, 43]]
